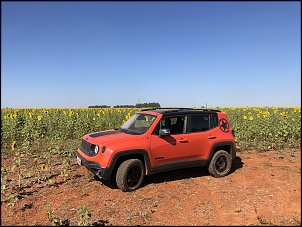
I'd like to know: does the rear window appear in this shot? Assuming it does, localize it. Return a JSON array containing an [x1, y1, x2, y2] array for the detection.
[[211, 114, 219, 128], [190, 114, 219, 132]]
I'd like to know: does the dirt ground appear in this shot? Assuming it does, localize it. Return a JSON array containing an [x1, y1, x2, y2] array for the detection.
[[1, 148, 301, 226]]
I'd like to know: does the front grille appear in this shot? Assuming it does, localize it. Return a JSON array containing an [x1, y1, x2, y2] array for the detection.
[[80, 139, 95, 156]]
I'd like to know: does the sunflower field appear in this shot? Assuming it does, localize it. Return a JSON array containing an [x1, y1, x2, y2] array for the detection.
[[1, 107, 301, 153]]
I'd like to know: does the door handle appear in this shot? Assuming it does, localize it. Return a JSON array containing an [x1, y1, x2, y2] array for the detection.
[[179, 139, 188, 143], [208, 135, 217, 139]]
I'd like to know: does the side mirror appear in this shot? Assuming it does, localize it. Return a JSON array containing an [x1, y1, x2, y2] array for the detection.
[[159, 128, 170, 137]]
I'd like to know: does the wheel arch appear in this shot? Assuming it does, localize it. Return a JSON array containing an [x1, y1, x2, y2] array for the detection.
[[207, 141, 236, 164], [107, 149, 151, 179]]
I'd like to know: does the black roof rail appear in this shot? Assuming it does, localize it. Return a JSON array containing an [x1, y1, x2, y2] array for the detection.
[[141, 107, 193, 111], [141, 107, 221, 112], [196, 108, 221, 112]]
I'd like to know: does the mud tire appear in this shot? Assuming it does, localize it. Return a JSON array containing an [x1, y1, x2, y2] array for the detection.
[[116, 159, 145, 192], [208, 150, 232, 177]]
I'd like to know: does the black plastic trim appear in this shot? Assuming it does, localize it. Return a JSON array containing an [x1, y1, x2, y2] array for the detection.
[[76, 152, 107, 177], [208, 141, 236, 163], [108, 149, 152, 176], [149, 158, 207, 174], [76, 150, 152, 180]]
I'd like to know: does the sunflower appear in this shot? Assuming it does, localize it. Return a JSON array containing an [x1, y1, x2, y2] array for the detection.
[[11, 141, 16, 151]]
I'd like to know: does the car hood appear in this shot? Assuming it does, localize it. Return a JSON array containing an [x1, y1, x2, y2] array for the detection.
[[82, 129, 139, 145]]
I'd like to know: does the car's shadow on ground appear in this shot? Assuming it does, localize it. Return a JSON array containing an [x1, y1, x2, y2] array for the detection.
[[99, 156, 244, 190], [142, 167, 209, 186], [230, 156, 244, 174], [142, 156, 243, 187]]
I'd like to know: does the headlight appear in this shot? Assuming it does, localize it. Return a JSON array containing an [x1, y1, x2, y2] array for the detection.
[[93, 145, 99, 155]]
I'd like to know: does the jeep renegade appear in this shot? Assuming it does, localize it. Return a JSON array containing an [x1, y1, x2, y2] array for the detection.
[[76, 108, 236, 192]]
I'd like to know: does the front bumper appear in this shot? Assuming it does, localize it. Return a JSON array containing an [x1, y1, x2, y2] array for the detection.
[[76, 151, 110, 180]]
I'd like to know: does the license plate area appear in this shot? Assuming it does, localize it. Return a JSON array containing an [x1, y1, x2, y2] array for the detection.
[[76, 156, 82, 165]]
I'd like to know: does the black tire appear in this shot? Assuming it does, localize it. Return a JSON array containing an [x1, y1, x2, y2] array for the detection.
[[116, 159, 145, 192], [208, 150, 232, 177]]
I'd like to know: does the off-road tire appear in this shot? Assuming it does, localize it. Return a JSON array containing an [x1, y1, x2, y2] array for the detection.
[[116, 159, 145, 192], [208, 150, 232, 177]]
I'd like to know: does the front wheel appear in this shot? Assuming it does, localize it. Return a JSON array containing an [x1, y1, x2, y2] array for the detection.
[[208, 150, 232, 177], [116, 159, 145, 192]]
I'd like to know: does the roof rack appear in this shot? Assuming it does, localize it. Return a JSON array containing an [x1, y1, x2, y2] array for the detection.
[[141, 107, 220, 112]]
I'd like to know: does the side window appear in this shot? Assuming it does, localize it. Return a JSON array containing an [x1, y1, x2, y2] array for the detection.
[[172, 116, 185, 134], [160, 116, 186, 134], [210, 114, 219, 128], [161, 118, 172, 130], [152, 118, 172, 135], [191, 114, 210, 132]]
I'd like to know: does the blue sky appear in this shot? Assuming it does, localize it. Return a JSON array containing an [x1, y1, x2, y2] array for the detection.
[[1, 1, 301, 108]]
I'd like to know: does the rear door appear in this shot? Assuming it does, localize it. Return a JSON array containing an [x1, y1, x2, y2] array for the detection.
[[187, 113, 219, 160]]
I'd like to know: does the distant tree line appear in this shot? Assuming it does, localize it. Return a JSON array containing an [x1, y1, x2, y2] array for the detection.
[[88, 102, 161, 108], [88, 105, 111, 108], [113, 104, 135, 108], [133, 102, 161, 108]]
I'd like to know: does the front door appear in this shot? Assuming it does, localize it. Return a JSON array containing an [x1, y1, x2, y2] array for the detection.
[[150, 116, 189, 167]]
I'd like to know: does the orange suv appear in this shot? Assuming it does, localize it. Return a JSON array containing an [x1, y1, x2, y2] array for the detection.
[[76, 108, 236, 192]]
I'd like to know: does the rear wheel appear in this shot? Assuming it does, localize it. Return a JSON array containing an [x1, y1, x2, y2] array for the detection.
[[208, 150, 232, 177], [116, 159, 145, 192]]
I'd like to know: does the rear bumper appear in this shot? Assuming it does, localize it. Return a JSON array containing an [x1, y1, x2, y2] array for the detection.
[[76, 151, 111, 180]]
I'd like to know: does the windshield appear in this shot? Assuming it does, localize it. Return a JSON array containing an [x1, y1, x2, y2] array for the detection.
[[119, 113, 157, 135]]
